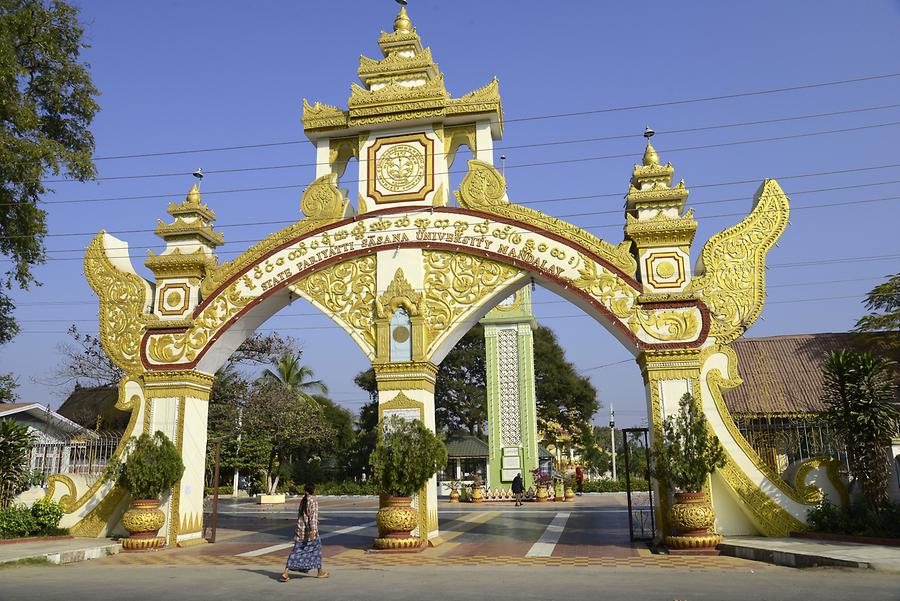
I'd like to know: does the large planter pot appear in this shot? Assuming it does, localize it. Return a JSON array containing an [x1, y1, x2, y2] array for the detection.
[[449, 489, 460, 503], [121, 499, 166, 551], [535, 484, 549, 503], [470, 484, 485, 503], [666, 491, 722, 550], [374, 496, 422, 550], [564, 486, 576, 501]]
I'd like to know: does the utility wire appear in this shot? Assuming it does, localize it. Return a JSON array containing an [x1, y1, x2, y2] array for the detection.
[[83, 101, 900, 162], [42, 119, 900, 183]]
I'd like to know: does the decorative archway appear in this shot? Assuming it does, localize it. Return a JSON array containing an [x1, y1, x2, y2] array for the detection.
[[46, 7, 844, 547]]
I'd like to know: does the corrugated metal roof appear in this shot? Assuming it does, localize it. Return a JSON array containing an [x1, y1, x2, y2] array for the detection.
[[445, 434, 488, 457], [723, 332, 900, 416]]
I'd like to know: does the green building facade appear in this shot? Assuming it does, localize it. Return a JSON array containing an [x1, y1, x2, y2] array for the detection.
[[482, 286, 540, 489]]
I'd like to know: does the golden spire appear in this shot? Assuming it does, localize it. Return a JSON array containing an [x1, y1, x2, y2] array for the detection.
[[642, 141, 660, 167], [394, 6, 412, 33], [185, 183, 201, 206]]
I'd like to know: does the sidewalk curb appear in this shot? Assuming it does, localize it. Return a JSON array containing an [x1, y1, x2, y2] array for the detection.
[[0, 541, 122, 566], [718, 541, 869, 570]]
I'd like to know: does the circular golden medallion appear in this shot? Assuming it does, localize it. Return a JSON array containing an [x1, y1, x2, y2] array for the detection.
[[166, 290, 183, 307], [392, 326, 410, 343], [654, 261, 677, 279], [377, 144, 425, 193]]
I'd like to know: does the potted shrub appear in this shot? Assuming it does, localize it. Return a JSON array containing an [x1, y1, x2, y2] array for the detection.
[[448, 480, 461, 503], [563, 475, 576, 502], [370, 416, 447, 551], [651, 393, 727, 551], [531, 467, 550, 502], [110, 432, 184, 551], [470, 475, 485, 503]]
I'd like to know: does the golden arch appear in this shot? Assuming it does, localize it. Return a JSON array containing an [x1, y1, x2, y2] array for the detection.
[[53, 158, 843, 546]]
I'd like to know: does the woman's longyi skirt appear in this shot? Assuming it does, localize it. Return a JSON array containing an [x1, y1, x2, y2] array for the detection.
[[285, 537, 323, 572]]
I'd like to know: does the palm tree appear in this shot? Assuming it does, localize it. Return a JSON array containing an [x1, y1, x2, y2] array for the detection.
[[822, 349, 899, 509], [260, 351, 328, 397]]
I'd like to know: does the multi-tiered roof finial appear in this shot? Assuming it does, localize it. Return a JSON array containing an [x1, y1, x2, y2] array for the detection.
[[394, 5, 412, 34]]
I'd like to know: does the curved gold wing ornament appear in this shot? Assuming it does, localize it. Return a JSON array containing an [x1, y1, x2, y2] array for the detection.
[[455, 160, 638, 276], [691, 179, 790, 344], [83, 232, 154, 374]]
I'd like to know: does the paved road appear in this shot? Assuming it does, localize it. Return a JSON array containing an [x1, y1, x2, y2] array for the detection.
[[3, 563, 899, 601], [2, 495, 898, 601]]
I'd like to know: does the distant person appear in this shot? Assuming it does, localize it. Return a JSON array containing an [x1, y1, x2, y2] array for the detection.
[[281, 483, 328, 581], [512, 473, 525, 507], [575, 465, 584, 496]]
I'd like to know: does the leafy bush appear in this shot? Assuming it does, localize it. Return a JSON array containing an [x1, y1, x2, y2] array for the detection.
[[650, 393, 726, 492], [370, 416, 447, 497], [581, 479, 649, 493], [30, 498, 63, 531], [316, 480, 378, 496], [111, 432, 184, 500], [0, 420, 35, 509], [204, 485, 234, 496], [0, 505, 37, 538], [807, 499, 900, 539]]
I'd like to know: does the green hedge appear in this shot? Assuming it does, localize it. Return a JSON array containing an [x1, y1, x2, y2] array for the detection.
[[581, 479, 649, 493], [0, 499, 66, 539], [204, 485, 234, 496], [278, 481, 379, 496], [807, 500, 900, 539]]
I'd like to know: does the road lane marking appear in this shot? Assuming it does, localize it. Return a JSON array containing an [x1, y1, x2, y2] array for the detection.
[[235, 521, 376, 557], [525, 512, 571, 557]]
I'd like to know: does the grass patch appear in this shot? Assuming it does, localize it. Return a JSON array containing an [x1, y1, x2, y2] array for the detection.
[[0, 557, 54, 569]]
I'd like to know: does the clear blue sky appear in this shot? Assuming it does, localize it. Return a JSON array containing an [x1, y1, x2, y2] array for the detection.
[[4, 1, 900, 427]]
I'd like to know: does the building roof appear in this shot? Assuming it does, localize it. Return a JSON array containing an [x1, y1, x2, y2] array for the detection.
[[0, 402, 88, 436], [57, 385, 129, 431], [723, 332, 900, 416], [446, 434, 488, 458]]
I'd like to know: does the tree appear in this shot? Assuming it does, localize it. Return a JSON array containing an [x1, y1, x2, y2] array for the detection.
[[0, 372, 17, 403], [855, 272, 900, 354], [243, 380, 334, 494], [533, 326, 599, 436], [0, 0, 100, 343], [260, 350, 328, 396], [650, 393, 726, 493], [433, 325, 486, 435], [821, 350, 899, 509], [0, 419, 34, 508], [347, 370, 379, 480]]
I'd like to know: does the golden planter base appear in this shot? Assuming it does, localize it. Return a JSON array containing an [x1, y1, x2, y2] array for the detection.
[[665, 534, 723, 550], [371, 537, 425, 552], [122, 536, 165, 551]]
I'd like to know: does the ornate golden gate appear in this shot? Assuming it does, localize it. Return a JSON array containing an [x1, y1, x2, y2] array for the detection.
[[46, 6, 844, 546]]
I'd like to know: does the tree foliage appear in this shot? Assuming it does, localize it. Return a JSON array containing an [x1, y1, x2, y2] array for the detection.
[[0, 0, 100, 342], [821, 349, 899, 509], [243, 380, 334, 494], [0, 419, 33, 508], [370, 416, 447, 497], [855, 272, 900, 354], [650, 393, 726, 492], [434, 325, 486, 435], [0, 372, 17, 403], [260, 350, 328, 395], [112, 432, 184, 501]]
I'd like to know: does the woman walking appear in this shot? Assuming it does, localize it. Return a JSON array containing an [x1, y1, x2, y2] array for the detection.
[[281, 484, 329, 581]]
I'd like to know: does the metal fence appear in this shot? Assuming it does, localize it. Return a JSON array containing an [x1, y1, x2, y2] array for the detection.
[[28, 431, 122, 485], [732, 415, 849, 478]]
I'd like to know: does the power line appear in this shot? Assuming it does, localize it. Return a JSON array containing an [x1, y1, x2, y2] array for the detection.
[[80, 100, 900, 162], [42, 118, 900, 183], [11, 291, 886, 335], [11, 274, 889, 309]]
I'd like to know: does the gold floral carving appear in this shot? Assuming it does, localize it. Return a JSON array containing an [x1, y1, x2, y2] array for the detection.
[[691, 180, 790, 344], [68, 486, 128, 538], [84, 233, 153, 375], [300, 173, 348, 220], [376, 268, 425, 318], [571, 253, 638, 318], [147, 283, 253, 363], [794, 457, 850, 507], [289, 256, 377, 350], [629, 309, 700, 342], [301, 98, 348, 130], [422, 251, 521, 352], [454, 160, 637, 275]]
